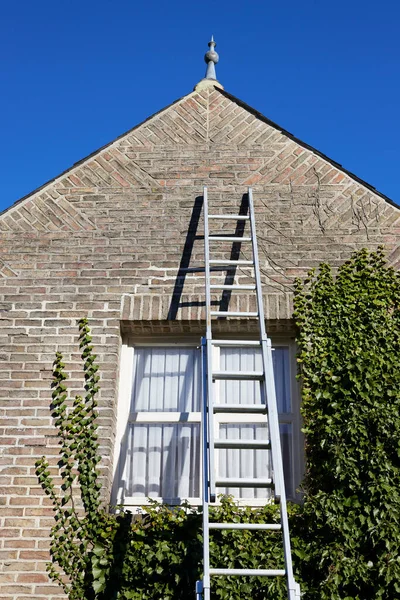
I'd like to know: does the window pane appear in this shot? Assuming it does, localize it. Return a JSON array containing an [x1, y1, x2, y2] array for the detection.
[[131, 347, 201, 412], [216, 423, 294, 500], [280, 423, 294, 499], [123, 423, 200, 500], [273, 348, 291, 413], [220, 347, 262, 405], [218, 347, 294, 500], [219, 346, 290, 412], [218, 423, 272, 499]]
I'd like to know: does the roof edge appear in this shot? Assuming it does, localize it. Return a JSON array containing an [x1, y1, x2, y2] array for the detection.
[[216, 87, 399, 210], [2, 85, 398, 217], [0, 89, 197, 218]]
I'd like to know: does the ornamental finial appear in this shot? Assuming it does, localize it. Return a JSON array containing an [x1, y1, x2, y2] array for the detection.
[[194, 36, 224, 91], [204, 35, 219, 80]]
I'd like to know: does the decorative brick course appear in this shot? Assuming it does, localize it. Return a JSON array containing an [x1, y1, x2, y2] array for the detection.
[[0, 85, 399, 598]]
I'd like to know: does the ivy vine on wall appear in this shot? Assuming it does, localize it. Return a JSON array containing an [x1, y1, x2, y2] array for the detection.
[[35, 318, 104, 600], [294, 247, 400, 599]]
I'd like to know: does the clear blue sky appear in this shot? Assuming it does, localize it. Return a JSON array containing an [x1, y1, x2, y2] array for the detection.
[[1, 0, 399, 211]]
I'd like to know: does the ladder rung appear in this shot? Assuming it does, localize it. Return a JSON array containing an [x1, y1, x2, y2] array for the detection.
[[208, 236, 252, 242], [209, 259, 254, 266], [210, 568, 285, 577], [214, 439, 271, 450], [213, 371, 264, 381], [210, 311, 258, 318], [208, 215, 250, 221], [213, 403, 266, 414], [210, 284, 256, 291], [209, 523, 281, 531], [215, 477, 273, 488], [211, 339, 261, 347]]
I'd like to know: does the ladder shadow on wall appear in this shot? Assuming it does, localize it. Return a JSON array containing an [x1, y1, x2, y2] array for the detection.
[[167, 193, 250, 320]]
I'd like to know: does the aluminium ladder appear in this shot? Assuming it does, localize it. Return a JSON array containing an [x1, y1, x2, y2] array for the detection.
[[195, 187, 301, 600]]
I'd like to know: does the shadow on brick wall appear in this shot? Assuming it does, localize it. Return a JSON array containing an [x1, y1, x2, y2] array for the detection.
[[167, 195, 204, 320], [167, 193, 249, 320]]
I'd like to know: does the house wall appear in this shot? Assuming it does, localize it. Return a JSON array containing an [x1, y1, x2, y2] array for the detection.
[[0, 85, 399, 599]]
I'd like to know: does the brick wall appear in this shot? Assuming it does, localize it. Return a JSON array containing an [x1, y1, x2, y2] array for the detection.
[[0, 84, 399, 598]]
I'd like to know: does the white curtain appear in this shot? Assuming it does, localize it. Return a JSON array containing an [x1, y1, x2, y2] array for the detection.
[[130, 347, 200, 412], [125, 423, 200, 499], [218, 347, 293, 499], [123, 347, 201, 500]]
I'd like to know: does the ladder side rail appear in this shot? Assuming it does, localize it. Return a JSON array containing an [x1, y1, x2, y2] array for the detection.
[[248, 187, 283, 501], [200, 338, 211, 600], [263, 339, 298, 600], [203, 186, 212, 340], [247, 188, 268, 339], [260, 340, 284, 502], [248, 187, 298, 599], [203, 187, 216, 503], [206, 342, 216, 502]]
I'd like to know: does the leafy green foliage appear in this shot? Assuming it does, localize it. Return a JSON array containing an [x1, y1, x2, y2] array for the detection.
[[87, 498, 303, 600], [35, 318, 105, 600], [294, 247, 400, 599]]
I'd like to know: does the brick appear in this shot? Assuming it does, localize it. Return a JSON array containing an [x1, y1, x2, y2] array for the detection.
[[17, 574, 48, 583], [0, 574, 16, 583], [4, 540, 35, 549], [0, 551, 18, 560], [0, 586, 32, 594], [19, 551, 49, 560]]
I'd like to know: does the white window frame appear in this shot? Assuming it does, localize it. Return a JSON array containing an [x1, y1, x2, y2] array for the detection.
[[112, 336, 302, 508]]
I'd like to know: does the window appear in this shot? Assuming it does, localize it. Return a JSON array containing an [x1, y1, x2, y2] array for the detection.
[[113, 338, 302, 506]]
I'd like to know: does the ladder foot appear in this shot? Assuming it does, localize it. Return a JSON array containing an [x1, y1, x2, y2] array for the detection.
[[288, 581, 302, 599], [195, 580, 203, 600]]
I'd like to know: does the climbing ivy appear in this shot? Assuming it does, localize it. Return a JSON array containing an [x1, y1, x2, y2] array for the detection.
[[293, 247, 400, 599], [35, 318, 104, 600], [87, 498, 303, 600]]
